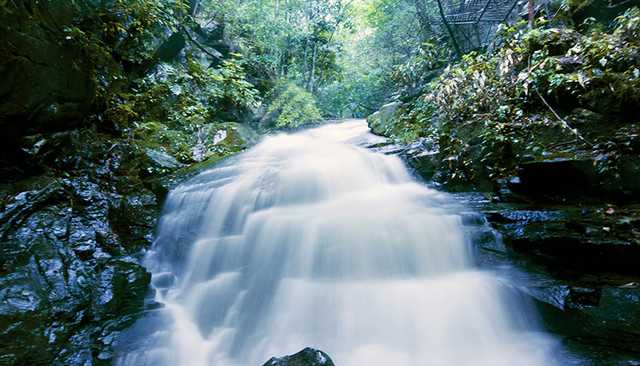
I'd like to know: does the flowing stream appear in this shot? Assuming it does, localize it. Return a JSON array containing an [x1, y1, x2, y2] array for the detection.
[[116, 120, 564, 366]]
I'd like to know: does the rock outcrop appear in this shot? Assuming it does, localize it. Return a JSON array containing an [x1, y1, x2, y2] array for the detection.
[[262, 348, 335, 366], [0, 130, 158, 365], [367, 101, 402, 138], [0, 2, 96, 142]]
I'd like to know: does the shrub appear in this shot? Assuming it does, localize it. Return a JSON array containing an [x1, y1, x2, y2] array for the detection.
[[265, 82, 322, 128]]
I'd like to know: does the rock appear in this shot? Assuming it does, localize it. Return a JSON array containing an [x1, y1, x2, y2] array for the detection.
[[154, 32, 186, 62], [546, 285, 640, 359], [367, 101, 402, 137], [262, 348, 335, 366], [0, 2, 96, 142], [145, 148, 185, 170], [509, 157, 597, 201], [485, 205, 640, 274], [0, 129, 166, 366], [506, 152, 640, 203], [569, 108, 603, 128], [565, 286, 601, 308], [403, 137, 439, 180], [466, 197, 640, 362], [567, 0, 640, 25], [556, 55, 584, 72]]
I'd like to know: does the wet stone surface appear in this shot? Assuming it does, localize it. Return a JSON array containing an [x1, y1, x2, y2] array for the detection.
[[262, 348, 335, 366], [0, 177, 156, 365]]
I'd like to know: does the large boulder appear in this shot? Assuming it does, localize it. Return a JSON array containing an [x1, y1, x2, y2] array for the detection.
[[367, 101, 402, 137], [262, 348, 335, 366]]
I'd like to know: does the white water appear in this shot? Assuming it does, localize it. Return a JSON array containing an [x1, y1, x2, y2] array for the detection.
[[117, 120, 563, 366]]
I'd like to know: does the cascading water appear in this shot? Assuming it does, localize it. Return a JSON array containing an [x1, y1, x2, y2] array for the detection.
[[116, 120, 564, 366]]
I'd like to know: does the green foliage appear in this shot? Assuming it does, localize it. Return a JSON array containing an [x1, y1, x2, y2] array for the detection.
[[391, 40, 451, 99], [390, 7, 640, 189], [315, 0, 439, 117], [204, 0, 349, 94], [25, 0, 264, 166], [107, 51, 258, 129], [266, 82, 322, 128]]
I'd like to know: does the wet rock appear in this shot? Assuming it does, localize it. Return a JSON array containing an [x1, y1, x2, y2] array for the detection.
[[0, 132, 166, 365], [565, 286, 601, 308], [466, 188, 640, 362], [403, 137, 439, 180], [145, 148, 185, 170], [558, 286, 640, 358], [262, 348, 335, 366], [485, 206, 640, 274]]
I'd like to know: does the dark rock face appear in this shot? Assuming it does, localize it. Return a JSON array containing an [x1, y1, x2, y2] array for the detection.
[[262, 348, 335, 366], [0, 129, 177, 365], [402, 138, 439, 181], [508, 157, 640, 202], [0, 178, 155, 365], [0, 2, 96, 141], [485, 206, 640, 274]]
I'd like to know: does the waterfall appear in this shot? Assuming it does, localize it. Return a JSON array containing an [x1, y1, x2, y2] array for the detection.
[[116, 120, 563, 366]]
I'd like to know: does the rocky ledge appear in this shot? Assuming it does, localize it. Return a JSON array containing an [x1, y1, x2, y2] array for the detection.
[[262, 348, 335, 366]]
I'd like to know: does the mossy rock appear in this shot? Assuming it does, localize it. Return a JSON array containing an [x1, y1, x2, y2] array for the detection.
[[367, 101, 403, 137]]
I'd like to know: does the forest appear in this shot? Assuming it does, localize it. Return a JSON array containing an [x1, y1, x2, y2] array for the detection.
[[1, 0, 640, 365]]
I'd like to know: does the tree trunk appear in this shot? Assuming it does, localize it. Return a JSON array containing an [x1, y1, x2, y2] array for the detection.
[[308, 42, 318, 92], [528, 0, 535, 28], [436, 0, 462, 57]]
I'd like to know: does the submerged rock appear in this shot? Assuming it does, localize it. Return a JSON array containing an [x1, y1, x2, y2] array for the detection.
[[262, 348, 335, 366]]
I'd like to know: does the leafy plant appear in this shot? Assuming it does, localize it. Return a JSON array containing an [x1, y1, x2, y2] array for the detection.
[[265, 82, 322, 128]]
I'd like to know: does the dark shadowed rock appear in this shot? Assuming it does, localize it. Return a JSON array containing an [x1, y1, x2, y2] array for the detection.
[[262, 348, 335, 366], [403, 137, 439, 180], [0, 2, 95, 142], [509, 157, 597, 200], [507, 155, 640, 203], [484, 205, 640, 274]]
